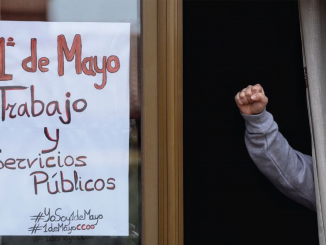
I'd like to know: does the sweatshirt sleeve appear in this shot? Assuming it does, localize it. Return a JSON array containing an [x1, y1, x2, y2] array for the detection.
[[242, 109, 316, 211]]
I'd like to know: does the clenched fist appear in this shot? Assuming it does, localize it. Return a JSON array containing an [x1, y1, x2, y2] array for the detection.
[[235, 84, 268, 115]]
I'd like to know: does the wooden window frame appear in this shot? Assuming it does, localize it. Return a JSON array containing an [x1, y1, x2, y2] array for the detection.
[[142, 0, 183, 244]]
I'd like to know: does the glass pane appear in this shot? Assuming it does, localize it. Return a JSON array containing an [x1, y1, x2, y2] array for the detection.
[[0, 0, 141, 244]]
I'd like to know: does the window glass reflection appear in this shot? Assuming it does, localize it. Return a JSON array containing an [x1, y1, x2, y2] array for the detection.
[[0, 0, 141, 244]]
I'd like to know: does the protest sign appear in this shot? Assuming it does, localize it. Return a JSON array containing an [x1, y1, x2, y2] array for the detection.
[[0, 21, 130, 236]]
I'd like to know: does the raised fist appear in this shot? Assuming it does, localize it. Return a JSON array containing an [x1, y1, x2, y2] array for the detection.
[[235, 84, 268, 115]]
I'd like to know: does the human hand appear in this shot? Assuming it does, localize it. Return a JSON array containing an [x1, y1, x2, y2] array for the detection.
[[234, 84, 268, 115]]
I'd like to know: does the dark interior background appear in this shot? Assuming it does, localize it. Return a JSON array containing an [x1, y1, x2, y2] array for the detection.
[[184, 1, 319, 244]]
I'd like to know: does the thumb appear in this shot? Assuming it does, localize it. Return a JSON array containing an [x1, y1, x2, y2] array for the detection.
[[250, 93, 268, 104]]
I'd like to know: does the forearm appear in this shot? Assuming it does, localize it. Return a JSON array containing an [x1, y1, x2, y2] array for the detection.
[[242, 110, 316, 211]]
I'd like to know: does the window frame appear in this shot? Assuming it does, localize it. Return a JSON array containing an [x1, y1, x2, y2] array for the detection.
[[142, 0, 183, 244]]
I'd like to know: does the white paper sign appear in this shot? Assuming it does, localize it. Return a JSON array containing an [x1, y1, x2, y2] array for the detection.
[[0, 21, 130, 236]]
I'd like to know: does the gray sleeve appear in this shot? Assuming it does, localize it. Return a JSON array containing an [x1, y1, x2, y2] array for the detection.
[[242, 110, 316, 211]]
